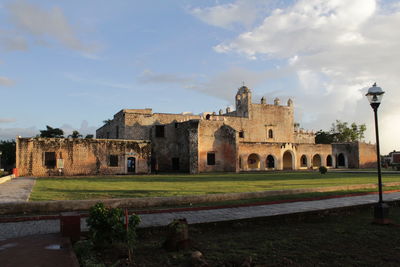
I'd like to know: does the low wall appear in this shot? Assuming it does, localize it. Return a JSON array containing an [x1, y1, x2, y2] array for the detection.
[[1, 182, 400, 215], [0, 174, 15, 185]]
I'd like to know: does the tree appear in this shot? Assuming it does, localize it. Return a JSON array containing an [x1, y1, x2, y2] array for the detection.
[[103, 119, 112, 124], [85, 134, 94, 139], [315, 120, 366, 144], [68, 130, 83, 138], [0, 140, 16, 171], [39, 125, 64, 138]]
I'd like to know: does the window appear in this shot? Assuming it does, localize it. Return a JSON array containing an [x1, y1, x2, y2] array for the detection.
[[206, 114, 211, 120], [239, 131, 244, 138], [44, 152, 56, 168], [109, 155, 119, 167], [155, 125, 165, 138], [116, 126, 119, 139], [207, 152, 215, 165], [268, 129, 274, 138]]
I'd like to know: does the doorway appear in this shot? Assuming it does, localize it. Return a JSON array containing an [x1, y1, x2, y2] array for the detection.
[[127, 157, 136, 173]]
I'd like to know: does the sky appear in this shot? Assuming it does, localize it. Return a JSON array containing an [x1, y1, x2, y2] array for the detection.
[[0, 0, 399, 154]]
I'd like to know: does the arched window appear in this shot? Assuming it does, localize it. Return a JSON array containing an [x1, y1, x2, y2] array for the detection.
[[326, 155, 333, 167], [312, 154, 322, 167], [300, 155, 307, 167], [266, 155, 275, 169], [248, 154, 260, 169], [338, 153, 345, 167], [268, 129, 273, 138]]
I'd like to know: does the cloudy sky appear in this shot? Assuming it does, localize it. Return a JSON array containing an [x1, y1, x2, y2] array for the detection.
[[0, 0, 399, 153]]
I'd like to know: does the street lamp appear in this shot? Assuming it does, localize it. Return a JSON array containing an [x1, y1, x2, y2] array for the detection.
[[366, 82, 388, 223]]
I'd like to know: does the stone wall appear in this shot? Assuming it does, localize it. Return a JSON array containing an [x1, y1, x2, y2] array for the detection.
[[16, 138, 151, 176], [198, 121, 237, 172], [357, 142, 377, 168]]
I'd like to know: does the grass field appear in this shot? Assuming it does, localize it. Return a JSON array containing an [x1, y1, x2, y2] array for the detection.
[[29, 171, 400, 201]]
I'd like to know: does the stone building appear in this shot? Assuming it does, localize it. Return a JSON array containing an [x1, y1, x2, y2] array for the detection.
[[96, 86, 377, 174], [16, 138, 151, 176]]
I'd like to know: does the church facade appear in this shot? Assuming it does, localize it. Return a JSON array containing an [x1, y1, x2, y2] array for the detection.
[[96, 86, 376, 174]]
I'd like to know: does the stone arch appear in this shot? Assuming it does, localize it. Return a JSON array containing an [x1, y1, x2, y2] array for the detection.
[[266, 155, 275, 169], [337, 153, 346, 167], [282, 151, 294, 170], [300, 155, 308, 168], [326, 155, 333, 167], [248, 153, 260, 169], [312, 154, 322, 168]]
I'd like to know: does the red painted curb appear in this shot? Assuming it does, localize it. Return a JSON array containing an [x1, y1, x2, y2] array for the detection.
[[1, 190, 399, 223]]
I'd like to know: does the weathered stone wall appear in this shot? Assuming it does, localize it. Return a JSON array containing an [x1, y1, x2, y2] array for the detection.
[[198, 121, 237, 172], [16, 138, 151, 176], [332, 143, 359, 168], [357, 142, 377, 168]]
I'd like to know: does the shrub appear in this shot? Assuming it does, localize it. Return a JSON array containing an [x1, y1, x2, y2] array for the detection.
[[86, 202, 140, 250], [319, 166, 328, 174]]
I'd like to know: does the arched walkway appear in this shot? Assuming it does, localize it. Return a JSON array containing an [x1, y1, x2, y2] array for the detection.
[[248, 153, 260, 169], [312, 154, 322, 168], [300, 155, 308, 168], [326, 155, 333, 167], [282, 151, 293, 170], [337, 153, 346, 167], [266, 155, 275, 169]]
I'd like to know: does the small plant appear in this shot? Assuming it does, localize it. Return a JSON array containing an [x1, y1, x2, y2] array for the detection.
[[86, 203, 140, 263], [319, 166, 328, 174]]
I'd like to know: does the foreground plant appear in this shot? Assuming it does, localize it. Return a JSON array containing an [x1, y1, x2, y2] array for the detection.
[[86, 202, 140, 264]]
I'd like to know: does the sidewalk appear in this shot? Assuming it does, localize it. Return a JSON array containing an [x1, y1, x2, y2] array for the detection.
[[0, 177, 35, 203], [1, 191, 400, 239]]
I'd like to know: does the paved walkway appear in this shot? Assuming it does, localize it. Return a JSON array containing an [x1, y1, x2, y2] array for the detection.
[[0, 177, 35, 203], [0, 234, 79, 267], [1, 191, 400, 240]]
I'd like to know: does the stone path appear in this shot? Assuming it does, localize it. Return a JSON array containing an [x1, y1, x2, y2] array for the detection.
[[0, 177, 35, 203], [1, 191, 400, 239]]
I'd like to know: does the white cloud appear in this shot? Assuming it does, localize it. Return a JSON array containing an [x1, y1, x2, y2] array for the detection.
[[200, 0, 400, 153], [5, 0, 96, 53], [0, 76, 15, 86], [190, 0, 273, 29]]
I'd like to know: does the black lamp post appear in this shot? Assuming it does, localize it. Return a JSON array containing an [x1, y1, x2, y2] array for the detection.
[[366, 83, 389, 223]]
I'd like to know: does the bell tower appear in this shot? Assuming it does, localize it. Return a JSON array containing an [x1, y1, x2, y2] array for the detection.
[[235, 85, 252, 118]]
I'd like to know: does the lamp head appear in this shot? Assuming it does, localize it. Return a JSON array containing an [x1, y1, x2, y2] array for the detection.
[[366, 83, 384, 108]]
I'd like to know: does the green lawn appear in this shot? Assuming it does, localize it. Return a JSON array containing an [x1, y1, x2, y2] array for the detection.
[[29, 171, 400, 201]]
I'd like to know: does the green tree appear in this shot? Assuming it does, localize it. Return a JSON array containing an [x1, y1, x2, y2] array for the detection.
[[315, 120, 366, 144], [68, 130, 83, 138], [39, 125, 64, 138], [0, 140, 16, 171], [85, 134, 94, 139]]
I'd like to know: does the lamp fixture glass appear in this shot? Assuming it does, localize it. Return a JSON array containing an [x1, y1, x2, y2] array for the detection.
[[366, 82, 385, 105]]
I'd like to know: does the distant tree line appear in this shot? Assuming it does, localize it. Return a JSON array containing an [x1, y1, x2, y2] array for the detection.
[[38, 125, 93, 139], [315, 120, 366, 144]]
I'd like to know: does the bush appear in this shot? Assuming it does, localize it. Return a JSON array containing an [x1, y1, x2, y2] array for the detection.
[[319, 166, 328, 174], [86, 202, 140, 250]]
